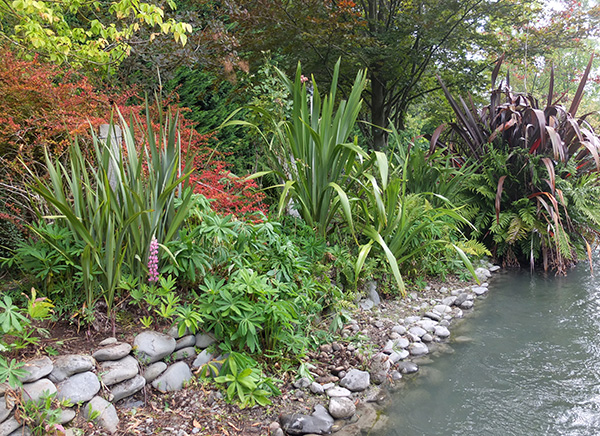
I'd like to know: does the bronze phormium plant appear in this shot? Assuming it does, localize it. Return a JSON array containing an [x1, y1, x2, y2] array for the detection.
[[435, 55, 600, 273]]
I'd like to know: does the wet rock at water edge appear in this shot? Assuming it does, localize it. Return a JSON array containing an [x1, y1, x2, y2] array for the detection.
[[21, 378, 57, 403], [17, 357, 53, 383], [151, 361, 192, 393], [409, 342, 429, 356], [397, 361, 419, 374], [453, 293, 469, 306], [49, 354, 96, 383], [329, 396, 356, 419], [280, 404, 334, 435], [475, 267, 492, 282], [369, 353, 391, 385], [434, 326, 451, 338], [93, 342, 132, 361], [339, 369, 370, 392], [56, 371, 100, 404], [99, 355, 139, 386], [84, 396, 119, 434], [460, 300, 474, 310], [133, 331, 176, 364], [472, 286, 488, 296]]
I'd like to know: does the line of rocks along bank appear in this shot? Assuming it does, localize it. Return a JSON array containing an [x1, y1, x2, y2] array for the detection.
[[273, 263, 500, 436]]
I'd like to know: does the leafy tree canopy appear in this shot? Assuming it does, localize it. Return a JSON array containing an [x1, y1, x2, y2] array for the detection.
[[0, 0, 192, 68]]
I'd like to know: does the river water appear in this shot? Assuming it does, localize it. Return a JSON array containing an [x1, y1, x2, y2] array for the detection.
[[378, 259, 600, 436]]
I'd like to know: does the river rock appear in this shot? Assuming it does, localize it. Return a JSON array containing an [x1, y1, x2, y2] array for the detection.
[[84, 396, 119, 434], [326, 386, 351, 397], [417, 319, 437, 332], [340, 369, 370, 392], [172, 346, 196, 361], [49, 354, 96, 383], [489, 265, 501, 272], [434, 326, 451, 338], [433, 304, 452, 314], [391, 325, 406, 335], [192, 350, 214, 369], [397, 361, 419, 374], [93, 342, 132, 361], [370, 353, 391, 385], [58, 408, 76, 424], [142, 362, 167, 383], [18, 357, 53, 383], [195, 333, 216, 349], [99, 337, 118, 346], [366, 281, 381, 306], [0, 396, 13, 423], [408, 326, 427, 337], [293, 377, 312, 389], [475, 267, 491, 282], [21, 378, 57, 403], [329, 397, 356, 419], [310, 382, 325, 395], [133, 331, 176, 364], [395, 337, 410, 349], [151, 361, 192, 393], [389, 350, 409, 363], [167, 325, 190, 339], [453, 293, 469, 306], [175, 335, 196, 351], [424, 311, 441, 321], [441, 296, 457, 306], [472, 286, 488, 295], [280, 404, 334, 435], [460, 300, 474, 310], [109, 374, 146, 402], [359, 298, 374, 311], [0, 417, 21, 435], [56, 371, 100, 404], [409, 342, 429, 356], [99, 355, 139, 386]]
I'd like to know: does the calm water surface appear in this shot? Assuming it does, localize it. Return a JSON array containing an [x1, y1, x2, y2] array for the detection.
[[378, 259, 600, 436]]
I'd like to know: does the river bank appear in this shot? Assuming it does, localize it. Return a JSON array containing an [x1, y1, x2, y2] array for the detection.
[[0, 263, 499, 436]]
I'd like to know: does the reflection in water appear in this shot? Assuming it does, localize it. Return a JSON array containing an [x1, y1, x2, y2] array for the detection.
[[378, 260, 600, 436]]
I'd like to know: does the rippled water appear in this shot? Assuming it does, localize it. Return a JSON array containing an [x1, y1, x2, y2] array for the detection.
[[378, 259, 600, 436]]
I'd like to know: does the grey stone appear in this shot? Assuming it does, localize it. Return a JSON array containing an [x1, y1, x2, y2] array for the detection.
[[434, 326, 451, 338], [142, 362, 167, 383], [58, 408, 76, 424], [0, 417, 21, 436], [395, 337, 410, 349], [133, 331, 176, 364], [309, 382, 324, 395], [366, 281, 380, 306], [7, 427, 31, 436], [460, 300, 474, 310], [98, 337, 118, 346], [417, 320, 437, 332], [49, 354, 95, 383], [326, 386, 352, 397], [293, 377, 312, 389], [390, 370, 402, 381], [421, 333, 433, 342], [453, 293, 469, 306], [359, 299, 374, 311], [175, 335, 196, 351], [280, 404, 334, 435], [56, 371, 100, 404], [442, 296, 457, 306], [433, 304, 452, 314], [329, 397, 356, 419], [151, 362, 192, 393], [21, 378, 57, 403], [405, 315, 420, 324], [370, 353, 391, 385], [409, 342, 429, 356], [194, 333, 216, 349], [109, 374, 146, 402], [339, 369, 370, 392], [397, 361, 419, 374], [0, 396, 13, 423], [472, 286, 488, 296], [408, 326, 427, 337], [191, 350, 214, 369], [489, 265, 501, 272], [99, 355, 139, 386], [172, 346, 197, 361], [18, 357, 53, 383], [382, 340, 394, 354], [391, 325, 406, 335], [424, 311, 441, 321], [84, 396, 119, 434], [475, 267, 491, 282], [167, 325, 190, 339], [93, 342, 132, 361]]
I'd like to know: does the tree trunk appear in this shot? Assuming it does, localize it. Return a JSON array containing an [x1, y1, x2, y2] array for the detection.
[[371, 71, 387, 151]]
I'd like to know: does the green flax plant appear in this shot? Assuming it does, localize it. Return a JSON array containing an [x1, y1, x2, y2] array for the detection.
[[354, 128, 481, 295], [29, 105, 194, 315], [243, 58, 368, 238], [436, 55, 600, 272]]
